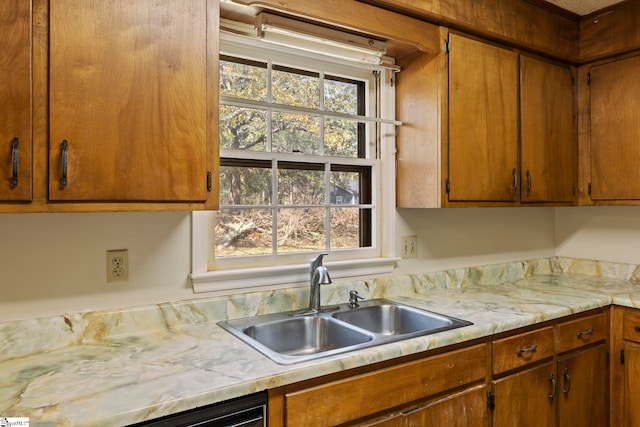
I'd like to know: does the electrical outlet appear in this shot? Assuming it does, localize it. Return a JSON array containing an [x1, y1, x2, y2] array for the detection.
[[401, 236, 417, 259], [106, 249, 129, 283]]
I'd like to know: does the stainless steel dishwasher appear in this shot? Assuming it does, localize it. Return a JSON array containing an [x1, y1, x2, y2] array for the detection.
[[129, 391, 267, 427]]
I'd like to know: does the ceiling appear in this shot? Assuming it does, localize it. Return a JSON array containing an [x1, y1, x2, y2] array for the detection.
[[544, 0, 626, 15]]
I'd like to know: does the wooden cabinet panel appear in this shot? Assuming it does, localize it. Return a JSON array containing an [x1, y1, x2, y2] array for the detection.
[[367, 384, 490, 427], [48, 0, 208, 202], [447, 33, 519, 203], [492, 326, 555, 375], [284, 344, 487, 427], [0, 0, 32, 201], [623, 343, 640, 426], [589, 55, 640, 201], [520, 56, 576, 204], [623, 310, 640, 344], [557, 344, 608, 427], [492, 361, 556, 427], [556, 313, 606, 354]]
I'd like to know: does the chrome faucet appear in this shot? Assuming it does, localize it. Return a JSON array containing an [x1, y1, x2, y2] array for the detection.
[[308, 253, 332, 312], [293, 253, 337, 316]]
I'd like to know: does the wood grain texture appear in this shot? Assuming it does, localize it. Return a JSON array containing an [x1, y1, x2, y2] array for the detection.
[[233, 0, 440, 55], [48, 0, 208, 202], [492, 326, 555, 375], [557, 344, 609, 427], [588, 55, 640, 201], [0, 0, 32, 201], [284, 344, 487, 427], [556, 312, 606, 353], [360, 0, 579, 61], [520, 56, 577, 204], [492, 362, 556, 427], [580, 1, 640, 62], [395, 52, 441, 208], [447, 33, 519, 203]]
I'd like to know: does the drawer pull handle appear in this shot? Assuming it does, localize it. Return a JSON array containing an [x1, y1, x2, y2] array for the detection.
[[516, 344, 538, 355], [563, 368, 571, 396], [577, 328, 594, 338], [10, 137, 19, 188], [549, 373, 557, 402], [60, 140, 68, 188]]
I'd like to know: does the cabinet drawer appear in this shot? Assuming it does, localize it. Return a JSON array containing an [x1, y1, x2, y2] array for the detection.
[[556, 313, 607, 353], [624, 310, 640, 343], [492, 326, 554, 375], [285, 344, 487, 427]]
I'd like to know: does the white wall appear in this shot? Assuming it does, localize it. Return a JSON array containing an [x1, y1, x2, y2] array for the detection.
[[556, 206, 640, 264], [394, 207, 557, 274], [3, 205, 637, 323], [0, 212, 194, 321]]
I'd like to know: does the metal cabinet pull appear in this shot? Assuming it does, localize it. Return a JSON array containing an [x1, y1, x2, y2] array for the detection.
[[10, 137, 19, 188], [549, 373, 557, 402], [511, 169, 518, 193], [525, 170, 532, 195], [60, 140, 68, 188], [516, 344, 538, 355], [577, 328, 594, 338], [563, 368, 571, 396]]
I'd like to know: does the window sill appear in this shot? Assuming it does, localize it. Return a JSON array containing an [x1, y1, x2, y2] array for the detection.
[[189, 257, 399, 294]]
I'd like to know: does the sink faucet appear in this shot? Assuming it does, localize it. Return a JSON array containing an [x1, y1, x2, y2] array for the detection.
[[309, 253, 332, 312]]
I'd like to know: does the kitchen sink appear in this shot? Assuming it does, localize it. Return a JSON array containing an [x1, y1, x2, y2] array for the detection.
[[243, 316, 373, 356], [217, 299, 472, 365], [332, 302, 460, 335]]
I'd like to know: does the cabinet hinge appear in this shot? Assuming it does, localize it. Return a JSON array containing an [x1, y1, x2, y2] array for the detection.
[[587, 72, 591, 85], [445, 179, 451, 194], [621, 349, 625, 365], [573, 186, 577, 196], [206, 170, 212, 192], [487, 391, 495, 410], [588, 182, 592, 195], [444, 39, 450, 54]]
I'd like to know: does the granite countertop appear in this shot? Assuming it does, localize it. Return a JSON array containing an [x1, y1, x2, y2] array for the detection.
[[2, 257, 640, 426]]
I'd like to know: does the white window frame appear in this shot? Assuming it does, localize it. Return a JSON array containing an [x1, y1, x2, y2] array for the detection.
[[189, 28, 398, 294]]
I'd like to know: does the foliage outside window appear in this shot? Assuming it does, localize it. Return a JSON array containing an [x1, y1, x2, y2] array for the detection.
[[215, 50, 378, 266]]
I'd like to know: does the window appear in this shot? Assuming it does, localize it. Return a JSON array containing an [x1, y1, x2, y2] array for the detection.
[[190, 24, 398, 293]]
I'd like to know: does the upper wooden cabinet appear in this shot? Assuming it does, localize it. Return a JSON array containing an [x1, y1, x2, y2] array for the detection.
[[447, 33, 519, 204], [520, 56, 577, 204], [0, 0, 32, 202], [48, 0, 210, 203], [585, 54, 640, 203], [396, 32, 577, 208]]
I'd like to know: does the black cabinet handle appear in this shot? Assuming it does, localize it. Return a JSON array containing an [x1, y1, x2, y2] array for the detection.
[[577, 328, 594, 338], [511, 168, 518, 193], [526, 170, 532, 195], [549, 373, 557, 402], [10, 137, 19, 188], [60, 140, 68, 188], [516, 344, 538, 355], [563, 367, 571, 396]]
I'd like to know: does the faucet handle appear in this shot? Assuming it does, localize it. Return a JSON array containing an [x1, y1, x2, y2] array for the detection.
[[348, 290, 365, 308]]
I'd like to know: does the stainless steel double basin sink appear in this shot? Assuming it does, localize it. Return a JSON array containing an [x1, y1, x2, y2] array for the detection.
[[217, 299, 472, 364]]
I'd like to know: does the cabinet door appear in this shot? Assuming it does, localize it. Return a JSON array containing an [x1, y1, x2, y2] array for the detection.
[[49, 0, 208, 202], [492, 362, 556, 427], [557, 344, 608, 427], [520, 56, 576, 204], [0, 0, 32, 201], [447, 34, 519, 203], [589, 55, 640, 201], [624, 343, 640, 426]]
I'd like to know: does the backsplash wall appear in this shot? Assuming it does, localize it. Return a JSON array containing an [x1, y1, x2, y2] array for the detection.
[[0, 206, 637, 322]]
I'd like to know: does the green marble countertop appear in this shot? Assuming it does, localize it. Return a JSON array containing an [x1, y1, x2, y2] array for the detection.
[[2, 257, 640, 426]]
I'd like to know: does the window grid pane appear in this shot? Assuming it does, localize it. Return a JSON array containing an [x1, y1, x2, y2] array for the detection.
[[217, 56, 373, 258]]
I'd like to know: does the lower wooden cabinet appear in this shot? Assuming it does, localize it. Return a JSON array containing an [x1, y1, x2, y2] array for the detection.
[[492, 361, 556, 427], [268, 310, 610, 427], [557, 344, 608, 427], [612, 307, 640, 426], [367, 385, 490, 427]]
